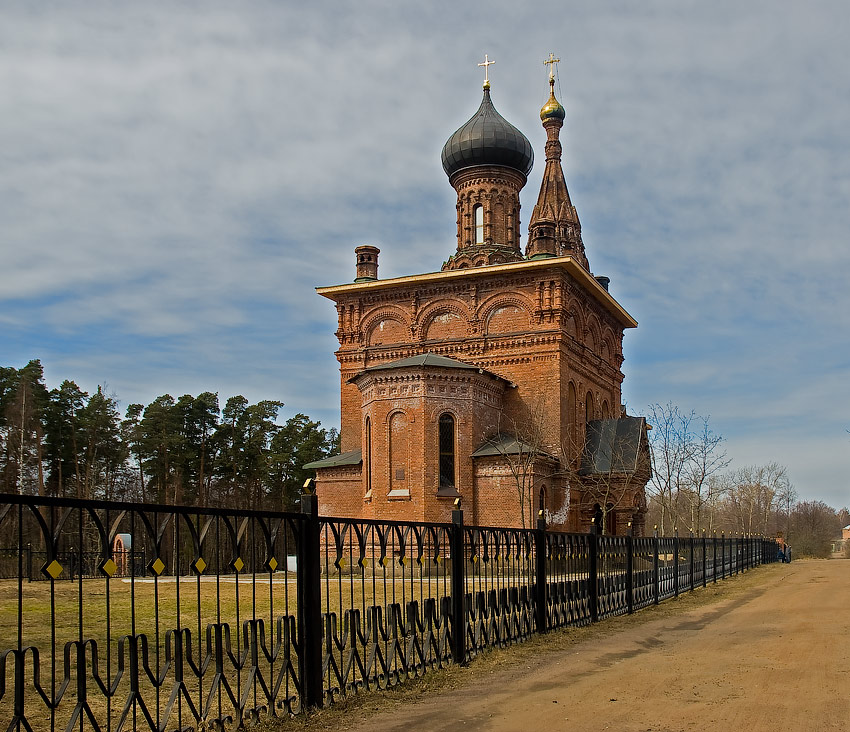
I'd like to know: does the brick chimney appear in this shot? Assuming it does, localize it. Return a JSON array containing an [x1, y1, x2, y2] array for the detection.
[[354, 246, 379, 282]]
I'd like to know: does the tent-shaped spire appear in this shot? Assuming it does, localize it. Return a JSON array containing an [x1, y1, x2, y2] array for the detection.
[[526, 69, 588, 269]]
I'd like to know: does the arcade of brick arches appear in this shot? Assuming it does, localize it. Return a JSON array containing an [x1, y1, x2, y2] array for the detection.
[[306, 58, 650, 535]]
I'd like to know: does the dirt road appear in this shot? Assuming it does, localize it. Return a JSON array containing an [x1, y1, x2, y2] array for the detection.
[[316, 561, 849, 732]]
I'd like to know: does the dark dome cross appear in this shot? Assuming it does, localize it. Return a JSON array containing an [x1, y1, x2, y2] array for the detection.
[[478, 54, 495, 87]]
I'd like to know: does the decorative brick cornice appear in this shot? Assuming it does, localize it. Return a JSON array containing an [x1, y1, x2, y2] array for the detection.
[[318, 256, 637, 330]]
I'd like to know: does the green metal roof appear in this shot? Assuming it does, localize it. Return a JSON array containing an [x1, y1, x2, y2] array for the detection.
[[471, 433, 556, 460], [303, 449, 362, 470], [349, 352, 510, 383], [363, 353, 479, 372]]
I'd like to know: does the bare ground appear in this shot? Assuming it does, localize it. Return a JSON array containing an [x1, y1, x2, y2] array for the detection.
[[282, 560, 850, 732]]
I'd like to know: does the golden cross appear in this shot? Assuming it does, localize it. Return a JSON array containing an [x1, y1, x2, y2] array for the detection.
[[478, 54, 495, 84], [544, 52, 560, 80]]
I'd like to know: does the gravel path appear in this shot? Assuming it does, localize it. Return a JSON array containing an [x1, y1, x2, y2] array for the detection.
[[336, 560, 849, 732]]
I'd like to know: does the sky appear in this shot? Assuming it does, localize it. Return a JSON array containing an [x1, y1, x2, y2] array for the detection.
[[2, 1, 848, 508]]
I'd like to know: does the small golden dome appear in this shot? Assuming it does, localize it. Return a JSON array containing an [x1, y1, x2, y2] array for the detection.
[[540, 81, 565, 121]]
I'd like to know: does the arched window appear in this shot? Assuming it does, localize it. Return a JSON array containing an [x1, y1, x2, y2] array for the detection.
[[568, 382, 577, 459], [586, 391, 594, 422], [601, 400, 610, 419], [474, 204, 484, 244], [389, 411, 409, 496], [538, 486, 546, 515], [438, 413, 456, 490], [364, 417, 372, 498], [606, 503, 616, 536]]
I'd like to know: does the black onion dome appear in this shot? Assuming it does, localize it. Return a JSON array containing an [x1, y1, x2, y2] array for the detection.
[[441, 87, 534, 179]]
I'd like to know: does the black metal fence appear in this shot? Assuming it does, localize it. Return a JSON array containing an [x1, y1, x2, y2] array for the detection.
[[0, 493, 780, 731]]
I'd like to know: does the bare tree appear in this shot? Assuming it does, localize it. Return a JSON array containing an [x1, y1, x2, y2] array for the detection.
[[487, 399, 561, 529], [644, 403, 694, 534], [682, 416, 731, 533], [644, 404, 730, 534], [725, 463, 790, 535], [790, 500, 838, 557]]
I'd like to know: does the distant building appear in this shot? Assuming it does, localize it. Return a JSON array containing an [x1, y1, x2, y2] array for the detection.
[[306, 63, 650, 534], [831, 525, 850, 554]]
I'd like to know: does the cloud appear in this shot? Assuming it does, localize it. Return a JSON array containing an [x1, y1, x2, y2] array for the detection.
[[1, 0, 848, 505]]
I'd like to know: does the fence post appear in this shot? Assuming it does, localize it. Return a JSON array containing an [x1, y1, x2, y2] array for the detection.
[[589, 519, 599, 623], [712, 531, 717, 583], [26, 543, 32, 583], [689, 531, 695, 592], [626, 522, 634, 615], [298, 485, 323, 710], [735, 534, 740, 575], [720, 532, 725, 578], [702, 530, 707, 588], [450, 503, 467, 665], [673, 528, 679, 598], [653, 525, 659, 606], [535, 511, 547, 635]]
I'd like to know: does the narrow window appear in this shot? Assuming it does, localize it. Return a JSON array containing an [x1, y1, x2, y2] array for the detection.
[[474, 204, 484, 244], [606, 503, 616, 535], [438, 413, 455, 490], [389, 411, 409, 494], [568, 382, 577, 460], [586, 391, 594, 422], [365, 417, 372, 497]]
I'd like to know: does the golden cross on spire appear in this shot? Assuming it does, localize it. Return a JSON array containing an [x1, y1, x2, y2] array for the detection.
[[544, 52, 560, 81], [478, 54, 495, 87]]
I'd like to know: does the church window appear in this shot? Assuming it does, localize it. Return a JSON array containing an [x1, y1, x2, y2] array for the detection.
[[389, 411, 410, 496], [474, 204, 484, 244], [438, 413, 456, 490], [606, 503, 616, 535], [586, 391, 594, 422], [364, 417, 372, 498], [568, 382, 577, 461], [601, 400, 610, 419]]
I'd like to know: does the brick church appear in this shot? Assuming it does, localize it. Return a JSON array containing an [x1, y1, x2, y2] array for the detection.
[[306, 59, 650, 535]]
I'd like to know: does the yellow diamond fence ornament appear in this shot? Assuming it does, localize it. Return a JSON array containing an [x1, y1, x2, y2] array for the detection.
[[337, 556, 348, 570], [358, 557, 369, 568], [43, 559, 64, 580], [399, 556, 407, 567], [434, 554, 441, 564], [471, 554, 479, 564], [150, 557, 166, 576], [380, 556, 389, 567], [232, 557, 244, 573], [100, 558, 117, 578], [267, 556, 279, 572], [193, 557, 207, 575]]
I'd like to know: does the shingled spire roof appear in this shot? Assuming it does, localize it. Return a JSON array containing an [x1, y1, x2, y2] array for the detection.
[[526, 72, 588, 268]]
